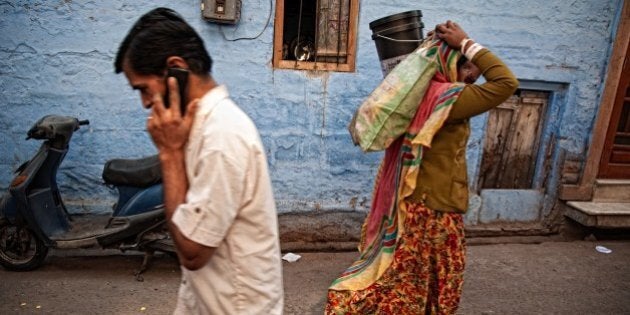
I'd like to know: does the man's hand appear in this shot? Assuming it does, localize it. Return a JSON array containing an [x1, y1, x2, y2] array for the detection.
[[146, 77, 215, 270], [435, 20, 469, 50], [147, 77, 198, 155]]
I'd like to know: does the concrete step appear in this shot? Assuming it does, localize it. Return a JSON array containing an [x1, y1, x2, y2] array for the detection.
[[565, 201, 630, 228], [592, 179, 630, 202]]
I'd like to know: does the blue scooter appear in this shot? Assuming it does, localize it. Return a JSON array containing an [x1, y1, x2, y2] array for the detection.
[[0, 115, 173, 277]]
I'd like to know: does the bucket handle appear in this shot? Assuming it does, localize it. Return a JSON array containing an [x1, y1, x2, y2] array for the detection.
[[375, 34, 425, 42]]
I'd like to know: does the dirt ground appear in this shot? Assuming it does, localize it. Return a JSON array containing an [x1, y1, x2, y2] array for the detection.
[[1, 240, 629, 314]]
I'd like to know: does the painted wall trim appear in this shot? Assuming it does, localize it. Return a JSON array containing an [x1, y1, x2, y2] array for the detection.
[[518, 80, 568, 92]]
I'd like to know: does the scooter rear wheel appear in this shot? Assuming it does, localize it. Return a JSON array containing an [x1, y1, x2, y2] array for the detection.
[[0, 218, 48, 271]]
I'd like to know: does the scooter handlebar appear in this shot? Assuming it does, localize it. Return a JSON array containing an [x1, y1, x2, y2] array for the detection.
[[26, 116, 90, 141]]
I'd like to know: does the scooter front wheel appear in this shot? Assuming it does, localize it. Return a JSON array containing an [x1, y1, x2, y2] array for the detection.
[[0, 218, 48, 271]]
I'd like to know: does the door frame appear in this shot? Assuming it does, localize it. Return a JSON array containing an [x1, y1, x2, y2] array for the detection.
[[599, 37, 630, 178], [560, 0, 630, 200]]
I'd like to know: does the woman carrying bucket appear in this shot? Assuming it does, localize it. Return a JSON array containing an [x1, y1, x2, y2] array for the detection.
[[326, 20, 519, 314]]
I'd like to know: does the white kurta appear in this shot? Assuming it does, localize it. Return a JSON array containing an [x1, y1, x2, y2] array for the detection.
[[172, 85, 283, 315]]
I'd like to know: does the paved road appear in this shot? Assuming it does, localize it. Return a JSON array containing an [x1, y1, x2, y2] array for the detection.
[[1, 240, 629, 314]]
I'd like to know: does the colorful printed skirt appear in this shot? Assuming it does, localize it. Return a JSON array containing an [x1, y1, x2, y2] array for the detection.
[[326, 201, 466, 315]]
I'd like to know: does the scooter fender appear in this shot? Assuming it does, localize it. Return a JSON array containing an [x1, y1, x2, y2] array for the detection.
[[4, 145, 69, 245], [0, 194, 17, 222], [12, 147, 70, 238], [0, 160, 28, 222]]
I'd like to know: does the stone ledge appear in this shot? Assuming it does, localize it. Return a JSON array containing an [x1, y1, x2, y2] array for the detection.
[[278, 211, 556, 248], [565, 202, 630, 228], [280, 235, 566, 252], [593, 179, 630, 202], [35, 211, 565, 256]]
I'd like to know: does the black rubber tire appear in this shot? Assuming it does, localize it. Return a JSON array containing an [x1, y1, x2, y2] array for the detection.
[[0, 218, 49, 271]]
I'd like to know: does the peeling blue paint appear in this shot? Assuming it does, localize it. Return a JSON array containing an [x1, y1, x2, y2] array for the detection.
[[0, 0, 623, 224], [480, 190, 543, 223]]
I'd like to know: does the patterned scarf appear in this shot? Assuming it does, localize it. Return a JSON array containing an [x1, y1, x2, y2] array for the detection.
[[330, 37, 465, 290]]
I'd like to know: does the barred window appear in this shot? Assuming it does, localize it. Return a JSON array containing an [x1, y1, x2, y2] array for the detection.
[[272, 0, 359, 72]]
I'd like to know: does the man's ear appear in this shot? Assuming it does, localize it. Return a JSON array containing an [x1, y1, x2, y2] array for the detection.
[[166, 56, 189, 69]]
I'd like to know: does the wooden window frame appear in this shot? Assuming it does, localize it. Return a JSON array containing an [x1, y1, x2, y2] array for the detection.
[[272, 0, 359, 72]]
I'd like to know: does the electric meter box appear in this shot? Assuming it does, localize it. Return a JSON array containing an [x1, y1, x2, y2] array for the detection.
[[201, 0, 241, 24]]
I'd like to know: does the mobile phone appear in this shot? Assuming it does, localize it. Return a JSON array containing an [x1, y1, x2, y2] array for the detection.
[[164, 67, 189, 115]]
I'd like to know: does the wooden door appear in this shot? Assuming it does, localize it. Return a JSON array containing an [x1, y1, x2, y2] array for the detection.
[[479, 90, 549, 189], [599, 41, 630, 178]]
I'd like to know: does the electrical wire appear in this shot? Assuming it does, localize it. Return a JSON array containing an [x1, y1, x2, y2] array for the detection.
[[220, 0, 273, 41]]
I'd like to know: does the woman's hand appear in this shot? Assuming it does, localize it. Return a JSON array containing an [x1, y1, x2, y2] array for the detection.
[[435, 20, 469, 50], [147, 77, 199, 156]]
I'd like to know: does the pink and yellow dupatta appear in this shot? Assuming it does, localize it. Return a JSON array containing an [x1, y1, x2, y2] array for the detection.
[[330, 38, 465, 291]]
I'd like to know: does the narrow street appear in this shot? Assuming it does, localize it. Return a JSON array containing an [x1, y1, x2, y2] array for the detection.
[[1, 240, 629, 314]]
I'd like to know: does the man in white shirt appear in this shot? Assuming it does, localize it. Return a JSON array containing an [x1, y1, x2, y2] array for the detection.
[[114, 8, 283, 314]]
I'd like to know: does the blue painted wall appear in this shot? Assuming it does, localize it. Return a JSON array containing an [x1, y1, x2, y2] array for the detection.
[[0, 1, 623, 224]]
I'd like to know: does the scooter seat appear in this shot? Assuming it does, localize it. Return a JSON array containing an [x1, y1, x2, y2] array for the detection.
[[102, 155, 162, 187]]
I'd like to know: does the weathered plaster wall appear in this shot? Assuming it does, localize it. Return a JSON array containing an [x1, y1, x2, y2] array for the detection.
[[0, 1, 623, 225]]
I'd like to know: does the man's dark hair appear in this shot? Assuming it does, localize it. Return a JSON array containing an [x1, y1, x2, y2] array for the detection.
[[114, 7, 212, 75]]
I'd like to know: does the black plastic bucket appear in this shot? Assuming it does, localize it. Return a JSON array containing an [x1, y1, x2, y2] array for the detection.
[[369, 10, 424, 76]]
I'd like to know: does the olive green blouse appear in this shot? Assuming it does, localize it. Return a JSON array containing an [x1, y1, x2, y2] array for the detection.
[[408, 48, 519, 213]]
